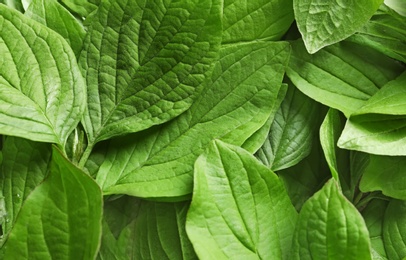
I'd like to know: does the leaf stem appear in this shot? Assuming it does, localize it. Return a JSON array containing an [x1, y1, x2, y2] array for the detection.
[[78, 143, 94, 169]]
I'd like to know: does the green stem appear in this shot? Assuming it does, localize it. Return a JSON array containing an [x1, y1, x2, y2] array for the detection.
[[78, 143, 94, 169]]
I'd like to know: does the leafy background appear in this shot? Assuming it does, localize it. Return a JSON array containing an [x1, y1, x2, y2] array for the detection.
[[0, 0, 405, 259]]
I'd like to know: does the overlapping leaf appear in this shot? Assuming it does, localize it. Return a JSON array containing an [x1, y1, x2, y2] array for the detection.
[[186, 140, 297, 260], [3, 147, 103, 259], [291, 179, 371, 259], [287, 40, 404, 117], [95, 42, 290, 198], [383, 199, 406, 259], [294, 0, 383, 53], [0, 4, 86, 147], [80, 0, 222, 145]]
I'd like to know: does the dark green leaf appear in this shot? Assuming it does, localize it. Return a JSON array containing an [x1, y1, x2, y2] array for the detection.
[[383, 199, 406, 259]]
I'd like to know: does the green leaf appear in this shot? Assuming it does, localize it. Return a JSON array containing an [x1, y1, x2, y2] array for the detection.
[[0, 137, 51, 245], [256, 81, 322, 171], [80, 0, 222, 145], [0, 4, 86, 147], [338, 72, 406, 155], [294, 0, 383, 53], [362, 199, 389, 260], [186, 140, 297, 260], [384, 0, 406, 16], [0, 0, 25, 12], [291, 179, 372, 259], [60, 0, 98, 18], [360, 155, 406, 200], [3, 146, 103, 259], [25, 0, 86, 57], [222, 0, 294, 43], [96, 41, 290, 198], [348, 4, 406, 63], [383, 199, 406, 259], [287, 40, 404, 117]]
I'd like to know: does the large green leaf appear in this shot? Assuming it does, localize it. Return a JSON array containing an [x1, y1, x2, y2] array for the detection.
[[291, 179, 371, 259], [362, 199, 389, 260], [0, 4, 86, 147], [25, 0, 86, 57], [338, 72, 406, 155], [0, 137, 51, 245], [3, 146, 103, 259], [383, 199, 406, 259], [287, 40, 404, 117], [80, 0, 222, 145], [348, 4, 406, 63], [222, 0, 294, 43], [384, 0, 406, 16], [360, 155, 406, 200], [96, 41, 290, 198], [294, 0, 383, 53], [256, 81, 321, 171], [186, 140, 297, 260]]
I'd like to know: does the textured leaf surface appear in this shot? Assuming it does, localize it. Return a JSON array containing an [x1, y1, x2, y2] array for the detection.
[[0, 4, 86, 146], [4, 146, 103, 259], [291, 179, 371, 259], [96, 42, 290, 198], [0, 137, 51, 243], [294, 0, 383, 53], [383, 200, 406, 260], [80, 0, 222, 144], [223, 0, 294, 43], [186, 140, 297, 260], [25, 0, 86, 57], [338, 73, 406, 155], [360, 155, 406, 200], [256, 82, 321, 171], [287, 40, 404, 117]]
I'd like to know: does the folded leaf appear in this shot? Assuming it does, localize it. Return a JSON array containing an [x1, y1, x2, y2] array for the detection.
[[383, 199, 406, 259], [0, 4, 86, 147], [3, 146, 103, 259], [287, 40, 404, 117], [291, 179, 372, 259], [0, 137, 51, 244], [256, 81, 321, 171], [80, 0, 222, 145], [186, 140, 297, 260], [338, 73, 406, 155], [97, 41, 290, 198], [294, 0, 383, 53], [222, 0, 294, 43]]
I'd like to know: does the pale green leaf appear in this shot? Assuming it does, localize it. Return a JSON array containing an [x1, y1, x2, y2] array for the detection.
[[383, 199, 406, 259], [287, 40, 404, 117], [362, 199, 389, 260], [0, 0, 24, 12], [0, 137, 51, 244], [80, 0, 222, 145], [360, 155, 406, 200], [338, 73, 406, 155], [186, 140, 297, 260], [294, 0, 383, 53], [256, 81, 322, 171], [223, 0, 294, 43], [25, 0, 86, 57], [96, 42, 290, 198], [291, 179, 372, 259], [348, 4, 406, 63], [60, 0, 98, 18], [0, 4, 86, 147], [384, 0, 406, 16], [3, 146, 103, 259]]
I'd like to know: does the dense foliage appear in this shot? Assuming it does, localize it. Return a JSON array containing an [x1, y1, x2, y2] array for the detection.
[[0, 0, 405, 259]]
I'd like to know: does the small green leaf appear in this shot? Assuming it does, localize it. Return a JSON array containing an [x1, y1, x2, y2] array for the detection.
[[223, 0, 294, 43], [294, 0, 383, 53], [80, 0, 222, 144], [256, 81, 322, 171], [287, 40, 404, 117], [291, 179, 372, 259], [3, 146, 103, 259], [186, 140, 297, 260], [383, 199, 406, 260], [59, 0, 98, 18], [97, 42, 290, 198], [0, 4, 86, 147]]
